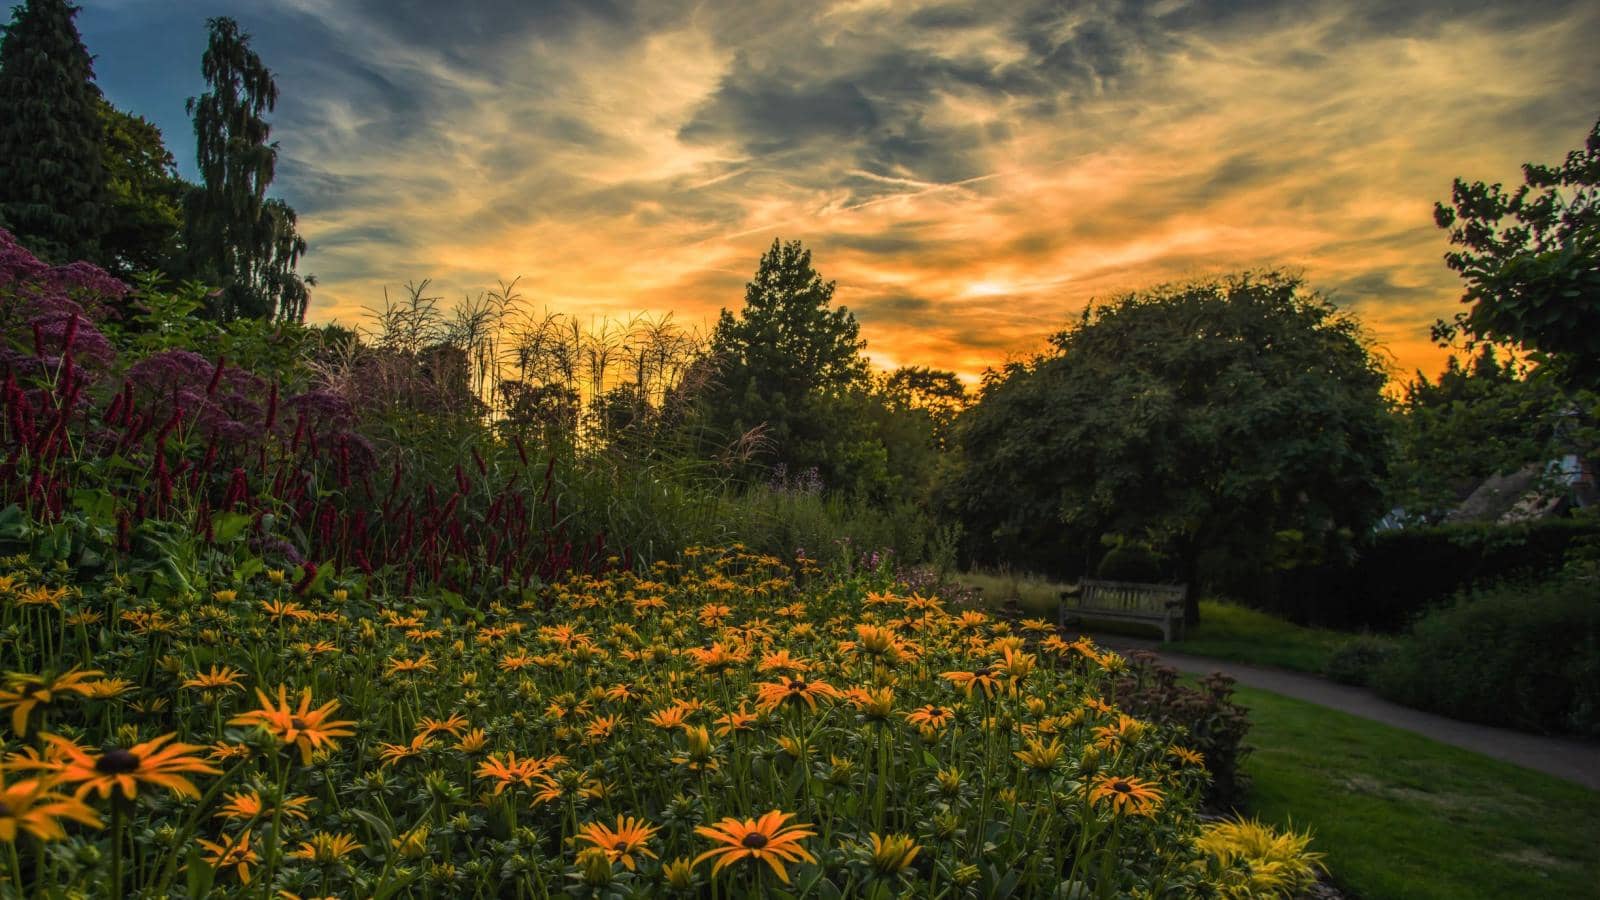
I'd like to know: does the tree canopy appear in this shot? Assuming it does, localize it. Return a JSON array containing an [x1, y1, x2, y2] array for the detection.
[[0, 0, 105, 263], [183, 16, 311, 322], [701, 239, 876, 491], [98, 98, 188, 279], [1385, 347, 1579, 524], [1435, 116, 1600, 391], [950, 273, 1391, 622]]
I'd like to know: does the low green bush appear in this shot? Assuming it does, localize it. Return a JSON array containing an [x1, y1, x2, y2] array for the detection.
[[1322, 635, 1399, 686], [1371, 575, 1600, 735]]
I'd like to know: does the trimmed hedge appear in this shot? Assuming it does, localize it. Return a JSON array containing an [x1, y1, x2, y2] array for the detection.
[[1370, 575, 1600, 735], [1269, 517, 1600, 631]]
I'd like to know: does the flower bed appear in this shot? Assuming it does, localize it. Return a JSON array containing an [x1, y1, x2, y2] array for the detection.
[[0, 547, 1238, 897]]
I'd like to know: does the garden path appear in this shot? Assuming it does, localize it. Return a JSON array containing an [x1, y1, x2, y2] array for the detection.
[[1088, 633, 1600, 791]]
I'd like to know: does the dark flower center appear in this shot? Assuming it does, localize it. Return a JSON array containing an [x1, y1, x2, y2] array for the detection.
[[742, 832, 769, 849], [1111, 781, 1132, 794], [291, 716, 310, 729], [0, 800, 12, 817], [787, 680, 806, 692], [928, 707, 944, 717], [614, 840, 631, 851], [972, 668, 991, 678], [95, 749, 140, 774]]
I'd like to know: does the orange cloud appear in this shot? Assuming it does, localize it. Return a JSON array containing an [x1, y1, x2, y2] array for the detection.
[[274, 0, 1599, 388]]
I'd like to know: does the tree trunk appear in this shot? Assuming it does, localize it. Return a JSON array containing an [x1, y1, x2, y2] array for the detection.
[[1179, 536, 1202, 626]]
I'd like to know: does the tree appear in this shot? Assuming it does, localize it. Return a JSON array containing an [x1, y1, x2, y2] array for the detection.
[[1386, 347, 1576, 524], [98, 98, 188, 278], [183, 16, 311, 322], [0, 0, 106, 262], [1434, 116, 1600, 391], [950, 273, 1391, 624], [701, 239, 876, 491]]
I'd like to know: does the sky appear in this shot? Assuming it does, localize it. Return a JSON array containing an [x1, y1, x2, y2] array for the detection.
[[76, 0, 1600, 384]]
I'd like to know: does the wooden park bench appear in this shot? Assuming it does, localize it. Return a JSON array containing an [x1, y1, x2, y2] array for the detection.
[[1059, 579, 1188, 642]]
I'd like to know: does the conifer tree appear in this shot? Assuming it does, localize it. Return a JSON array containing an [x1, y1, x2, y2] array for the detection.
[[183, 16, 311, 322], [0, 0, 107, 262]]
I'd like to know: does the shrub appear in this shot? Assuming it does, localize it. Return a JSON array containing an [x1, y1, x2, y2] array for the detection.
[[1323, 635, 1399, 686], [1097, 540, 1170, 582], [1371, 575, 1600, 735], [1113, 653, 1253, 808], [1194, 816, 1326, 899]]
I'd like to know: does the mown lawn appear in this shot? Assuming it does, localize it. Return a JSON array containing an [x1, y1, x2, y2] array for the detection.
[[1235, 685, 1600, 900], [1162, 602, 1351, 673]]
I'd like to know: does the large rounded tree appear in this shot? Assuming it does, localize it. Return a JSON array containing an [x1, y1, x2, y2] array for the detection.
[[951, 272, 1390, 623]]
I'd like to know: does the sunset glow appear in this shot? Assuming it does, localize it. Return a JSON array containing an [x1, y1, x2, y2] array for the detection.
[[82, 0, 1600, 383]]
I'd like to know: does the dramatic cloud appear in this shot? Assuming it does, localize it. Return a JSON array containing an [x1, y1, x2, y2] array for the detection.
[[82, 0, 1600, 381]]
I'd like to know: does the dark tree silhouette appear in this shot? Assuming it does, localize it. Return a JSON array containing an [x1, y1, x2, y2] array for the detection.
[[1435, 116, 1600, 391], [183, 16, 311, 322], [0, 0, 106, 263]]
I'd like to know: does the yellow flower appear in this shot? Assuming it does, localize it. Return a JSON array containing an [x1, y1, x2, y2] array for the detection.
[[0, 770, 101, 841], [0, 667, 104, 735], [31, 732, 219, 801], [865, 832, 920, 876], [183, 666, 247, 692], [1014, 737, 1066, 773], [215, 789, 312, 822], [905, 704, 955, 730], [197, 829, 259, 883], [385, 653, 435, 677], [79, 678, 136, 700], [1089, 774, 1164, 816], [228, 685, 356, 765], [453, 729, 489, 754], [575, 815, 659, 871], [694, 810, 817, 884], [291, 831, 364, 863], [377, 734, 433, 768], [754, 678, 840, 713]]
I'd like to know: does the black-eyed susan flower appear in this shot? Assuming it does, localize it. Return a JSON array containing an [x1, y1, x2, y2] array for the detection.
[[905, 704, 955, 730], [865, 832, 921, 876], [940, 667, 1002, 699], [214, 789, 312, 823], [0, 667, 103, 735], [228, 685, 356, 765], [34, 732, 219, 800], [0, 771, 100, 841], [1089, 774, 1164, 816], [1014, 737, 1066, 773], [197, 829, 259, 883], [415, 713, 469, 739], [181, 665, 247, 692], [693, 810, 817, 884], [575, 814, 659, 871], [754, 677, 840, 713], [291, 831, 364, 863]]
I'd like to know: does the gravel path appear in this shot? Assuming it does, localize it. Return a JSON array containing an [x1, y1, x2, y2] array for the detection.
[[1088, 633, 1600, 791]]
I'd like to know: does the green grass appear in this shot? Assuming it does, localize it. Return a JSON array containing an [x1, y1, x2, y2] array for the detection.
[[956, 570, 1356, 672], [953, 570, 1067, 617], [1166, 602, 1351, 673], [1235, 684, 1600, 899]]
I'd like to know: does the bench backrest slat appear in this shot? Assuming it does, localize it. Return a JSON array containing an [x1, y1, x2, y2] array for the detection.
[[1075, 579, 1185, 613]]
